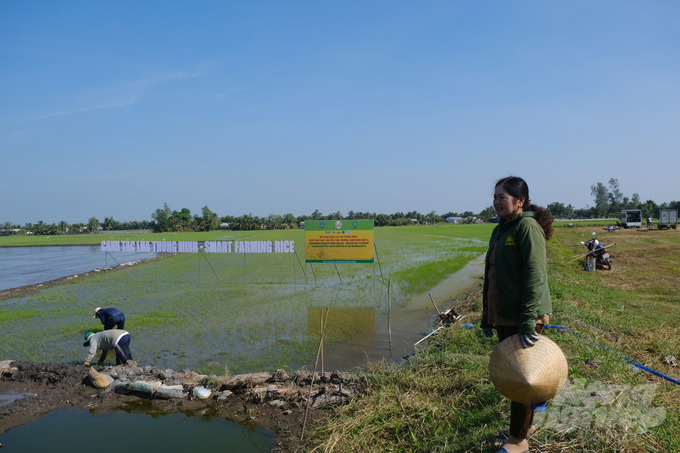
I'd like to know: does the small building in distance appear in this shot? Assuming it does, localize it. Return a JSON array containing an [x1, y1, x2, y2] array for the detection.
[[445, 217, 464, 224]]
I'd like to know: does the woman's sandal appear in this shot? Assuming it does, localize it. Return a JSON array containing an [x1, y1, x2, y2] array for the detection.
[[495, 429, 534, 453], [494, 428, 534, 453]]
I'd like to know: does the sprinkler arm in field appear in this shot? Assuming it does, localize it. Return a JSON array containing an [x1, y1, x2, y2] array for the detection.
[[567, 243, 617, 263]]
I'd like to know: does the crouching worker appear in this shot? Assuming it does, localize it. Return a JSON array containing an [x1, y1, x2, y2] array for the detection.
[[83, 330, 133, 366], [93, 307, 125, 330]]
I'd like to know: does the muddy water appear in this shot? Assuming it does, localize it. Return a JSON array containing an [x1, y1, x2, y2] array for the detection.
[[316, 255, 485, 370], [0, 406, 276, 452], [0, 392, 33, 407]]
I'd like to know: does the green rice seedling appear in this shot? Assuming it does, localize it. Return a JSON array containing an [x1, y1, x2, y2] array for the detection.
[[2, 225, 494, 373]]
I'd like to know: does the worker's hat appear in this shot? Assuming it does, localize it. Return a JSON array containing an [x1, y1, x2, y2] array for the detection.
[[93, 307, 101, 318], [83, 332, 95, 347], [489, 334, 568, 404]]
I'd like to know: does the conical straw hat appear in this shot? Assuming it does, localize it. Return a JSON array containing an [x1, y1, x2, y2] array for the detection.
[[489, 334, 568, 404]]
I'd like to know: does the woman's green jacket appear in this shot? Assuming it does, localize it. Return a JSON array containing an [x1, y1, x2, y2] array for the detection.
[[481, 211, 552, 334]]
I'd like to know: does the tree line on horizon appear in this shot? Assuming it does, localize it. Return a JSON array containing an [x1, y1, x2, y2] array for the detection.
[[2, 179, 678, 235]]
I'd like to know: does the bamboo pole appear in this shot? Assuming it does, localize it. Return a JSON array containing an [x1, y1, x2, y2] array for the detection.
[[415, 314, 467, 346], [374, 242, 385, 283], [415, 326, 443, 346], [106, 251, 133, 280], [334, 263, 341, 284], [388, 279, 392, 351], [567, 243, 616, 263], [310, 264, 317, 284], [199, 249, 220, 282], [293, 250, 308, 282], [301, 307, 330, 440]]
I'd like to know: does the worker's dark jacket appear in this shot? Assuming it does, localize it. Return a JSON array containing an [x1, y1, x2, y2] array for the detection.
[[481, 211, 552, 334], [96, 308, 125, 330]]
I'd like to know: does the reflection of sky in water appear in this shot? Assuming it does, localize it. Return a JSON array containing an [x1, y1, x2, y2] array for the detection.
[[0, 392, 33, 406], [0, 408, 275, 452], [0, 246, 155, 291]]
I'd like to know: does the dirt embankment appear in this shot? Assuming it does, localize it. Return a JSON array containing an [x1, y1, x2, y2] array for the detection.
[[0, 361, 364, 452]]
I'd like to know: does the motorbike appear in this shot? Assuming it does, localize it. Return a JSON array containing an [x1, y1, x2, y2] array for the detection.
[[581, 232, 612, 270]]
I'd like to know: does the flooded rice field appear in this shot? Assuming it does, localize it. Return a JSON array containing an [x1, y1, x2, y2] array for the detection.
[[0, 226, 492, 375], [306, 255, 486, 371], [0, 226, 493, 451]]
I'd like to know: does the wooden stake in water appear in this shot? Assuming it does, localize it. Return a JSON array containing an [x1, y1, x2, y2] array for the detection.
[[388, 278, 392, 351], [301, 307, 330, 440], [293, 250, 308, 283], [333, 262, 341, 284], [374, 242, 385, 283], [310, 263, 317, 285], [105, 251, 133, 281]]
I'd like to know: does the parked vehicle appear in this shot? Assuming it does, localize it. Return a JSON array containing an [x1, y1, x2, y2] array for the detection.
[[658, 209, 678, 230], [582, 232, 612, 270], [620, 209, 642, 228]]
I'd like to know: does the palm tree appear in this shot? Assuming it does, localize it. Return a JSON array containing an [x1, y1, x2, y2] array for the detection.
[[88, 217, 99, 233]]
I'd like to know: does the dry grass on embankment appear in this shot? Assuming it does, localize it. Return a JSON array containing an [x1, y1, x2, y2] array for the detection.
[[300, 226, 680, 453]]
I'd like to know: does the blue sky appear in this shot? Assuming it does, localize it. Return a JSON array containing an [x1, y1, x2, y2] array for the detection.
[[2, 1, 679, 224]]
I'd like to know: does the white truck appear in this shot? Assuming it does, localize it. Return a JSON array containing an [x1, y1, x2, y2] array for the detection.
[[620, 209, 642, 228], [657, 209, 678, 230]]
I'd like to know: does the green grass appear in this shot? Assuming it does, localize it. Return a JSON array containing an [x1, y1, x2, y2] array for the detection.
[[306, 339, 501, 452], [302, 226, 680, 453]]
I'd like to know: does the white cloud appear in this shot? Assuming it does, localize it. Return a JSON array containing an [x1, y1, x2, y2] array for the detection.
[[36, 98, 139, 119], [34, 64, 211, 120]]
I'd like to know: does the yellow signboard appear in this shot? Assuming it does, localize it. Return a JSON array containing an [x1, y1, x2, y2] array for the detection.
[[304, 219, 374, 263]]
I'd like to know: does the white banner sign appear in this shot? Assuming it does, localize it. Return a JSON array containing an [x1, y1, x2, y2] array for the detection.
[[101, 240, 295, 254]]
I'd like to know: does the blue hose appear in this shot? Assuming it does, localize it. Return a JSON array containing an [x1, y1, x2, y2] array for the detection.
[[412, 323, 680, 386], [544, 325, 680, 386]]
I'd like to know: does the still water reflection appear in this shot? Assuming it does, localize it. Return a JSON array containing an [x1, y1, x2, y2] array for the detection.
[[0, 407, 276, 453], [0, 246, 155, 291]]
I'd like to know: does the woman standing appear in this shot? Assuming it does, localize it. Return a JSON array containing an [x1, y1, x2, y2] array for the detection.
[[481, 176, 553, 453]]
